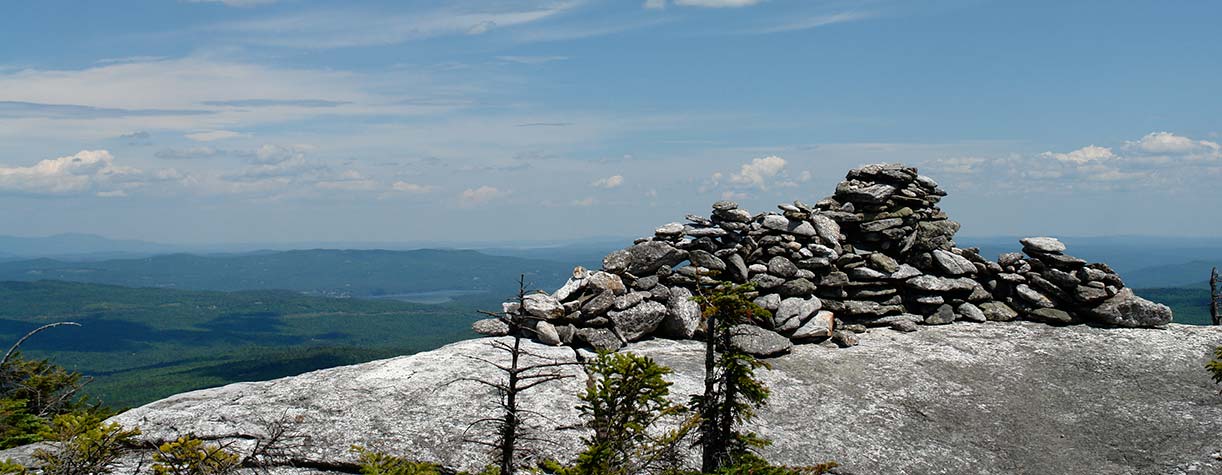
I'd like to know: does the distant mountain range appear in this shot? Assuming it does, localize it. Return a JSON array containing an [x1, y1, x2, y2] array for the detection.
[[0, 233, 1216, 292], [0, 249, 574, 298]]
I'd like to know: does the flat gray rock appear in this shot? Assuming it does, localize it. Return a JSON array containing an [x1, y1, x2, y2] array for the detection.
[[1089, 288, 1173, 328], [932, 249, 976, 276], [602, 241, 687, 275], [729, 324, 793, 357], [471, 318, 509, 336], [607, 301, 668, 341], [13, 323, 1214, 475], [1020, 236, 1067, 254]]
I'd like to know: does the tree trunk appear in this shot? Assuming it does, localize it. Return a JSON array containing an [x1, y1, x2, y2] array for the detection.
[[700, 307, 719, 473], [499, 334, 521, 474], [1211, 267, 1219, 326]]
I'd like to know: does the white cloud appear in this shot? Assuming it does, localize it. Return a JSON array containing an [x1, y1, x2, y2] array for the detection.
[[0, 150, 144, 195], [925, 131, 1222, 193], [459, 185, 508, 207], [674, 0, 763, 7], [315, 170, 378, 191], [391, 181, 437, 193], [497, 55, 570, 64], [1040, 145, 1116, 164], [213, 4, 576, 49], [0, 57, 471, 143], [254, 144, 313, 164], [931, 156, 987, 175], [729, 155, 786, 189], [1125, 131, 1221, 155], [751, 11, 874, 34], [185, 130, 246, 142], [571, 197, 595, 206], [187, 0, 277, 6], [643, 0, 667, 8], [156, 146, 223, 160], [591, 175, 624, 189]]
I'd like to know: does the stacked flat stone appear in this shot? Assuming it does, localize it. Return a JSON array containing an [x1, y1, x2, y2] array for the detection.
[[986, 237, 1170, 327], [472, 163, 1174, 357]]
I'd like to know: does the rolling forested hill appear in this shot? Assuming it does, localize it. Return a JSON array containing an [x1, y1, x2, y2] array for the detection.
[[0, 280, 508, 408], [0, 249, 573, 297]]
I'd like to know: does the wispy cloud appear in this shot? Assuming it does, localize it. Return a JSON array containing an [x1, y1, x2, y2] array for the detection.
[[211, 3, 579, 49], [156, 146, 225, 160], [185, 0, 277, 7], [391, 181, 437, 193], [0, 101, 211, 119], [202, 99, 352, 108], [662, 0, 765, 8], [515, 122, 574, 127], [925, 131, 1222, 193], [749, 11, 874, 34], [459, 185, 509, 207], [497, 55, 571, 64], [185, 130, 247, 142], [591, 175, 624, 189]]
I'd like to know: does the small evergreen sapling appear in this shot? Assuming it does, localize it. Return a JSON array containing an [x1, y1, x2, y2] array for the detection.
[[566, 351, 689, 475], [151, 435, 241, 475], [1207, 346, 1222, 391], [33, 414, 140, 475], [690, 281, 773, 473]]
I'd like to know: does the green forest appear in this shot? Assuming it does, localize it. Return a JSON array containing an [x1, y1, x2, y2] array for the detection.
[[0, 280, 499, 408]]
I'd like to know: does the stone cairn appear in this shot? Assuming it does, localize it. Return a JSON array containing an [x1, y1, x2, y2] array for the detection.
[[473, 163, 1173, 357]]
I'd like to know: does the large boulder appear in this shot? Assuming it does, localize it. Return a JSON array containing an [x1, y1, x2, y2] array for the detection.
[[1087, 288, 1173, 328], [662, 287, 702, 339], [523, 294, 565, 320], [25, 323, 1218, 475], [1020, 236, 1067, 254], [602, 241, 688, 276], [729, 325, 792, 357], [607, 301, 669, 341]]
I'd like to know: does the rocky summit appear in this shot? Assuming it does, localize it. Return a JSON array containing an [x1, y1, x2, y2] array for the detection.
[[473, 163, 1174, 355], [5, 322, 1217, 474]]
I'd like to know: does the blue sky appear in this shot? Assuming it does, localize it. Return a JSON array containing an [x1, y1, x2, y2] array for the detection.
[[0, 0, 1219, 244]]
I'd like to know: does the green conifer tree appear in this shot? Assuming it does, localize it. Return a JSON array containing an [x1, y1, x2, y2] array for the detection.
[[568, 351, 688, 475]]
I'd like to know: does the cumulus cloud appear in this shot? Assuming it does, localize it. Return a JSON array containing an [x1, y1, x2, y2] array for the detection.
[[391, 181, 437, 193], [730, 155, 787, 189], [1039, 145, 1116, 164], [459, 185, 507, 207], [571, 197, 595, 207], [186, 130, 246, 142], [253, 144, 313, 164], [591, 175, 624, 189], [925, 131, 1222, 193], [0, 150, 145, 196], [1125, 131, 1221, 155], [643, 0, 666, 9]]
